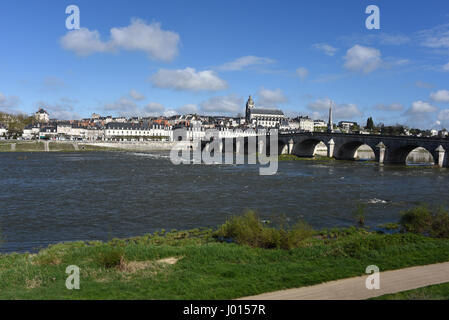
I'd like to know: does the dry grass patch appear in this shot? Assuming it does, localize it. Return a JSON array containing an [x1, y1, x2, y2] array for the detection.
[[25, 277, 42, 289]]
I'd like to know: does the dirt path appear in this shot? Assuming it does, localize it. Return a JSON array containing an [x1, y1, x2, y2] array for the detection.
[[239, 262, 449, 300]]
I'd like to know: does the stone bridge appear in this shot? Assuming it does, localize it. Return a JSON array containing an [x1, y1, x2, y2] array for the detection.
[[278, 132, 449, 167]]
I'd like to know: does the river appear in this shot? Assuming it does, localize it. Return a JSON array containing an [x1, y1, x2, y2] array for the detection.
[[0, 151, 448, 253]]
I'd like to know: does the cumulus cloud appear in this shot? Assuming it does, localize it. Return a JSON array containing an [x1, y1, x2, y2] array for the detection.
[[150, 67, 228, 92], [417, 23, 449, 50], [406, 101, 438, 114], [443, 62, 449, 71], [60, 19, 180, 61], [257, 88, 287, 108], [35, 100, 79, 120], [296, 67, 309, 81], [129, 89, 145, 101], [307, 98, 362, 119], [103, 96, 168, 117], [200, 94, 243, 115], [375, 103, 404, 111], [343, 45, 383, 74], [438, 109, 449, 120], [430, 90, 449, 103], [217, 56, 275, 71], [177, 104, 199, 114], [312, 43, 338, 56], [0, 93, 21, 112]]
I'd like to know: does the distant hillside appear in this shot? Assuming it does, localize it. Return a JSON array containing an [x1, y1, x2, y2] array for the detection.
[[0, 112, 35, 132]]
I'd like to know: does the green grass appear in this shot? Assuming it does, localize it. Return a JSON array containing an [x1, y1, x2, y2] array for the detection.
[[1, 223, 449, 299], [373, 282, 449, 300], [0, 141, 123, 152]]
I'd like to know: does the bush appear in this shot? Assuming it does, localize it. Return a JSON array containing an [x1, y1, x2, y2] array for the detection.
[[96, 246, 125, 268], [400, 206, 449, 238], [214, 211, 314, 250]]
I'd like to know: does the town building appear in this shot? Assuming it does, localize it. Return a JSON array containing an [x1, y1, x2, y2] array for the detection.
[[34, 108, 49, 123], [245, 95, 286, 128]]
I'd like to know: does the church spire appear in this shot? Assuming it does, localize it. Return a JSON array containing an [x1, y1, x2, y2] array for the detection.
[[327, 100, 334, 133]]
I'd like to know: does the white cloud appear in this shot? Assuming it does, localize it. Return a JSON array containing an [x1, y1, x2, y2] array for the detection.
[[443, 62, 449, 71], [150, 67, 228, 92], [60, 28, 112, 56], [307, 98, 362, 119], [375, 103, 404, 111], [406, 101, 438, 114], [60, 19, 180, 61], [35, 101, 79, 120], [418, 23, 449, 50], [257, 88, 287, 108], [129, 89, 145, 101], [164, 110, 179, 117], [343, 45, 383, 74], [143, 102, 165, 114], [296, 67, 309, 81], [312, 43, 338, 56], [217, 56, 275, 71], [177, 104, 199, 114], [200, 94, 243, 115], [0, 93, 21, 111], [438, 109, 449, 121], [430, 90, 449, 103], [109, 19, 179, 61], [104, 96, 169, 117]]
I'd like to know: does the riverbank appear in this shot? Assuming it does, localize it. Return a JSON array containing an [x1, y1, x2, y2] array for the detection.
[[1, 209, 449, 299], [0, 140, 177, 152]]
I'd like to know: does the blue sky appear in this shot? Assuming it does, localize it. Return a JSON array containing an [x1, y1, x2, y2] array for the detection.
[[1, 0, 449, 129]]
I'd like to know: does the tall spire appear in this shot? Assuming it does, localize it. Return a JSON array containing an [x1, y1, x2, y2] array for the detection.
[[327, 100, 334, 133]]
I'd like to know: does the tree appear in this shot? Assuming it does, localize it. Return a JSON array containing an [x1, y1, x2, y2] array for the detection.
[[366, 117, 375, 131]]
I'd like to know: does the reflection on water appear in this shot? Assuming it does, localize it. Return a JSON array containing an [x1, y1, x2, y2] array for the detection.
[[0, 151, 448, 253]]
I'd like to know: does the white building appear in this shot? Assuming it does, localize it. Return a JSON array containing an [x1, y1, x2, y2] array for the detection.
[[245, 95, 286, 128], [0, 124, 7, 137], [104, 122, 173, 141], [34, 108, 49, 123]]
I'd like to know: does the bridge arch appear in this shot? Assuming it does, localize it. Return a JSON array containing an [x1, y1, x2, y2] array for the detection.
[[389, 145, 435, 165], [292, 138, 326, 157], [336, 141, 375, 161]]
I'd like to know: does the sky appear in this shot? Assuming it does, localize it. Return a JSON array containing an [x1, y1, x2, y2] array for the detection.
[[1, 0, 449, 129]]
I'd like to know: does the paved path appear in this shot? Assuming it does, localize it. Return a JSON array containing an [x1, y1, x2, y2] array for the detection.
[[239, 262, 449, 300]]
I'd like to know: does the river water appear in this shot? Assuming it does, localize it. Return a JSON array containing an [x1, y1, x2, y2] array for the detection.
[[1, 151, 448, 253]]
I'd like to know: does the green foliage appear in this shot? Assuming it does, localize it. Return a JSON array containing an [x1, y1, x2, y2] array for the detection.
[[352, 203, 366, 227], [95, 246, 125, 268], [214, 211, 314, 250], [400, 205, 449, 238]]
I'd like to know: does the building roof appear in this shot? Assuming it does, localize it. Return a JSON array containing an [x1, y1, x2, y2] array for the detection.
[[250, 108, 284, 116]]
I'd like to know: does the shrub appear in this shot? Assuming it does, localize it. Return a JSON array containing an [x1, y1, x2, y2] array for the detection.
[[400, 205, 449, 238], [352, 203, 366, 227], [214, 211, 314, 250], [96, 246, 125, 268]]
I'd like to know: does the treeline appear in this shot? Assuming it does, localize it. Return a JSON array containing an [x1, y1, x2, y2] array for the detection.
[[0, 112, 35, 138]]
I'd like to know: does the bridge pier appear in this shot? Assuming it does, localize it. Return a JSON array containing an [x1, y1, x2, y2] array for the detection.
[[376, 142, 386, 164], [288, 139, 294, 154], [327, 139, 335, 158], [435, 145, 445, 168], [219, 141, 223, 153], [258, 139, 264, 155]]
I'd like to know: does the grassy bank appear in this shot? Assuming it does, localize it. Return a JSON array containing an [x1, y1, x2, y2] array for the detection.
[[374, 282, 449, 300], [0, 141, 122, 152], [1, 208, 449, 300]]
